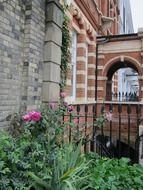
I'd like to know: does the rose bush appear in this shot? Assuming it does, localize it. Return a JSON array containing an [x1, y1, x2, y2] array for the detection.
[[22, 111, 42, 122]]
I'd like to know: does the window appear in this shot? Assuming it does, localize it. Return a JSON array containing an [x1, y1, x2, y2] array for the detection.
[[71, 31, 77, 100]]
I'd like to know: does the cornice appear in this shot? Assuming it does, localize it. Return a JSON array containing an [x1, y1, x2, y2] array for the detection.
[[74, 0, 101, 32]]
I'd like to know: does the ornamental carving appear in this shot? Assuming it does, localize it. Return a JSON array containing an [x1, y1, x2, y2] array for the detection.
[[75, 0, 101, 32]]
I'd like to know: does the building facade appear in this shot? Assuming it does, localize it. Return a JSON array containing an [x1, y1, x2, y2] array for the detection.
[[0, 0, 121, 126], [64, 0, 120, 104], [116, 0, 139, 100], [0, 0, 138, 127], [119, 0, 134, 34], [0, 0, 63, 127]]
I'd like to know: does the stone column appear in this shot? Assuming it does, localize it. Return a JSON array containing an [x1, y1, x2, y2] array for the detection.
[[42, 0, 63, 103]]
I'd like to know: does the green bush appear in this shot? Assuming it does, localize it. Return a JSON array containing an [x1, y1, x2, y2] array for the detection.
[[1, 104, 143, 189], [0, 105, 89, 189], [88, 157, 143, 190]]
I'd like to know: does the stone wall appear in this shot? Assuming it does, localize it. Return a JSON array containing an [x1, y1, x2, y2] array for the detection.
[[22, 0, 45, 111], [0, 0, 25, 127], [0, 0, 63, 127]]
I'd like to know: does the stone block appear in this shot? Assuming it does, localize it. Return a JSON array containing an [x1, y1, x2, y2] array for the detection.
[[46, 0, 63, 28], [43, 62, 60, 83], [42, 81, 60, 102], [138, 28, 143, 37], [45, 22, 62, 46], [44, 42, 61, 65]]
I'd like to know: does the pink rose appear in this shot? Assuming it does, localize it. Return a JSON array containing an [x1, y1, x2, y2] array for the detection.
[[106, 112, 112, 121], [49, 102, 56, 109], [73, 118, 78, 124], [68, 105, 73, 112], [30, 111, 42, 122], [60, 92, 66, 98], [22, 114, 31, 122], [64, 102, 68, 107]]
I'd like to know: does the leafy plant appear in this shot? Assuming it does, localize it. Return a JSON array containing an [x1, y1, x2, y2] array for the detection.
[[0, 104, 89, 189], [88, 157, 143, 190], [60, 7, 71, 91], [28, 142, 90, 190]]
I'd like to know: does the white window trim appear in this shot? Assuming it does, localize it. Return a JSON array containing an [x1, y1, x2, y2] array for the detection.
[[71, 31, 77, 101], [85, 43, 88, 101]]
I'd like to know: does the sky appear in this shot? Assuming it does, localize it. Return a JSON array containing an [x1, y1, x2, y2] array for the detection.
[[130, 0, 143, 32]]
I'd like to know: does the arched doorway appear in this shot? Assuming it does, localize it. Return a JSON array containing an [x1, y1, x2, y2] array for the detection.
[[103, 57, 142, 102]]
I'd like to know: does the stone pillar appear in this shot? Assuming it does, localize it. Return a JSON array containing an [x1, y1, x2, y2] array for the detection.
[[42, 0, 63, 103]]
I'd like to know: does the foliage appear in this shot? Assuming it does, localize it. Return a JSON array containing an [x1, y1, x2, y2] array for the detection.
[[29, 143, 90, 190], [0, 104, 89, 189], [1, 104, 143, 189], [60, 7, 70, 91], [88, 157, 143, 190], [94, 111, 112, 128]]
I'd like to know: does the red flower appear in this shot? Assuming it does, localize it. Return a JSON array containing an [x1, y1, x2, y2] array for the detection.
[[22, 114, 31, 122], [30, 111, 42, 122], [106, 112, 112, 121], [60, 92, 66, 98], [23, 111, 42, 122], [49, 102, 56, 109], [68, 105, 73, 112]]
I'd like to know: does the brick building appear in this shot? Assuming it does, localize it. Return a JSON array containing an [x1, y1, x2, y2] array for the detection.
[[0, 0, 121, 127], [63, 0, 120, 104]]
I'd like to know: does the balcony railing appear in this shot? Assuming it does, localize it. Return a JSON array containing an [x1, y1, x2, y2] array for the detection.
[[111, 92, 139, 102]]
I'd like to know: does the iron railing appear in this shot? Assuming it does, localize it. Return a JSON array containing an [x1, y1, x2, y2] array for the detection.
[[111, 92, 139, 102], [63, 103, 141, 163]]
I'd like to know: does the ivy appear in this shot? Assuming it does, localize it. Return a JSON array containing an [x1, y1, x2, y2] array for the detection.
[[60, 7, 71, 91]]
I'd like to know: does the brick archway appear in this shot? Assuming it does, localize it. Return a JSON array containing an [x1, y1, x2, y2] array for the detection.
[[97, 33, 143, 102], [102, 56, 142, 101], [102, 56, 142, 78], [94, 33, 143, 162]]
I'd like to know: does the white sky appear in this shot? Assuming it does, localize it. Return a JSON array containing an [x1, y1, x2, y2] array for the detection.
[[130, 0, 143, 32]]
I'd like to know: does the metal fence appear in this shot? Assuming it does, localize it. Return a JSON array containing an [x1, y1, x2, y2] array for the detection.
[[63, 103, 141, 163], [111, 92, 139, 102]]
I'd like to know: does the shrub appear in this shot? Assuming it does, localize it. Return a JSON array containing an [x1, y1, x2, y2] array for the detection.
[[88, 157, 143, 190], [0, 104, 89, 189], [1, 104, 143, 189]]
